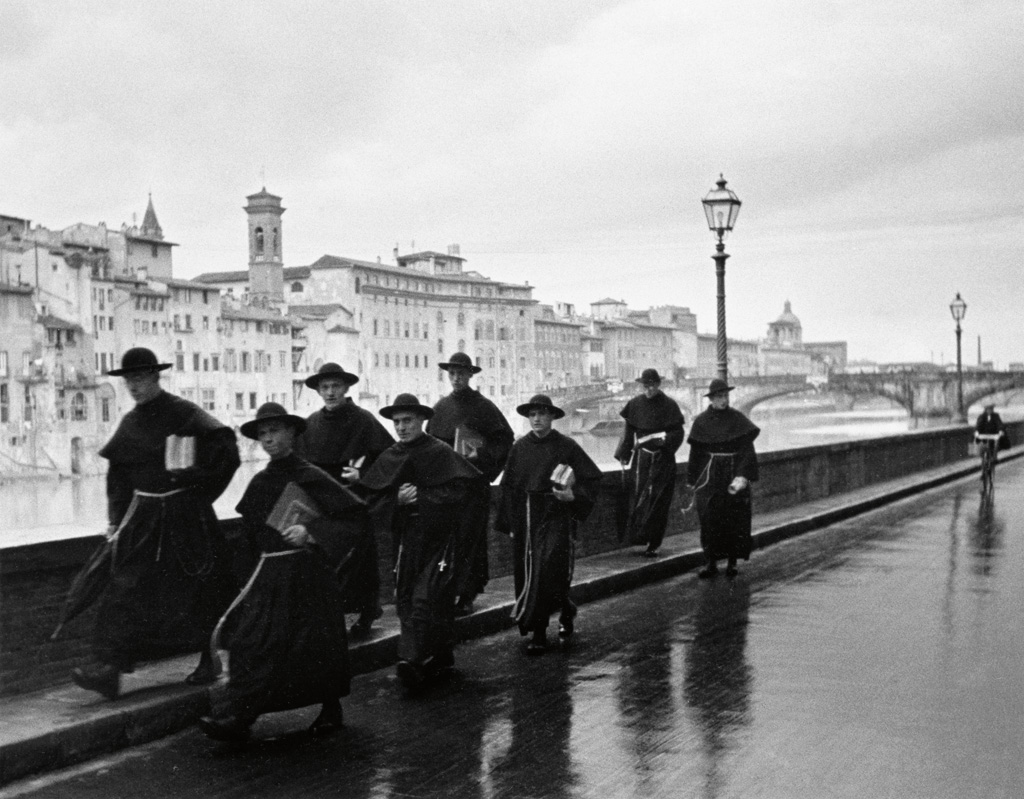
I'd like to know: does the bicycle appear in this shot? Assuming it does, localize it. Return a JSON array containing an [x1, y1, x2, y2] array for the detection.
[[975, 433, 1001, 495]]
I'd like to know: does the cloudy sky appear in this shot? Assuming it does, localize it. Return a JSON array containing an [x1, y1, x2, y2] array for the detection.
[[3, 1, 1022, 366]]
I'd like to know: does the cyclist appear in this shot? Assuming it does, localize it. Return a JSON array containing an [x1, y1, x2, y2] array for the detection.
[[974, 403, 1006, 488]]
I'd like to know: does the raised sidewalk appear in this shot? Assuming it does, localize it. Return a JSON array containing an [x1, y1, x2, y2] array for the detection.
[[0, 447, 1017, 788]]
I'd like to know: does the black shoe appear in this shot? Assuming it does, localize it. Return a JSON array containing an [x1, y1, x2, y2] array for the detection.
[[642, 548, 660, 558], [526, 631, 548, 655], [454, 598, 475, 617], [185, 656, 223, 686], [558, 607, 577, 639], [71, 664, 120, 700], [308, 700, 344, 737], [396, 659, 425, 693], [725, 564, 739, 578], [697, 565, 719, 579], [198, 715, 251, 742]]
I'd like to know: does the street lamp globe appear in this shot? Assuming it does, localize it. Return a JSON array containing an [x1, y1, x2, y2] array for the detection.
[[949, 292, 967, 323], [702, 174, 742, 240]]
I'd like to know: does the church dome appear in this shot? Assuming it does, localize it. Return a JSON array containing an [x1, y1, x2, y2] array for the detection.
[[773, 300, 801, 329]]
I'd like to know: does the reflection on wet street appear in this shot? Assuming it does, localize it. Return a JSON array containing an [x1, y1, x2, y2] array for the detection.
[[13, 461, 1024, 798]]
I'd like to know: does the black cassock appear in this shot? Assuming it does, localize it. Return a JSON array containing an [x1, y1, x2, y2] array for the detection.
[[92, 390, 240, 669], [427, 387, 514, 602], [298, 399, 394, 615], [497, 431, 602, 635], [216, 454, 361, 720], [614, 391, 686, 550], [359, 434, 479, 666], [687, 407, 760, 562]]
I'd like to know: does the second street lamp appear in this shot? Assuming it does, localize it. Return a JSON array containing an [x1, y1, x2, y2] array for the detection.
[[702, 174, 742, 381], [949, 292, 967, 422]]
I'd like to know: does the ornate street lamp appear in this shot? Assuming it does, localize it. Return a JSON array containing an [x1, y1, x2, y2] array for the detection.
[[702, 174, 742, 381], [949, 292, 967, 422]]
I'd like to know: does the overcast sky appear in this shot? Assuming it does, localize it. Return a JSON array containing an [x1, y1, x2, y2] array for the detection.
[[3, 1, 1022, 366]]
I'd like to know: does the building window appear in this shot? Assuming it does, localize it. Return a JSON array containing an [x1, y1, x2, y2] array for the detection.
[[249, 392, 257, 410], [101, 397, 111, 422], [71, 392, 87, 421], [0, 351, 7, 378], [185, 314, 192, 330], [151, 243, 159, 258], [23, 384, 32, 423], [193, 353, 200, 371], [212, 354, 220, 371], [203, 316, 209, 330], [255, 227, 264, 254], [0, 384, 7, 423], [235, 392, 244, 411], [291, 281, 303, 293], [176, 352, 185, 370], [202, 389, 215, 411]]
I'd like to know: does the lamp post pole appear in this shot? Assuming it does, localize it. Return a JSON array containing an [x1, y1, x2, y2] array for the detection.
[[702, 174, 742, 382], [713, 237, 730, 381], [949, 292, 967, 422]]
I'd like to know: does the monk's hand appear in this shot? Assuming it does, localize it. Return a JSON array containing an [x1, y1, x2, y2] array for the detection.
[[397, 483, 417, 505], [282, 524, 311, 547], [341, 466, 360, 482], [552, 485, 574, 503], [728, 476, 749, 495]]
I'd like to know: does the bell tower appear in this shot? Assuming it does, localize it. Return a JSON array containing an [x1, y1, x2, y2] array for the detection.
[[244, 187, 285, 305]]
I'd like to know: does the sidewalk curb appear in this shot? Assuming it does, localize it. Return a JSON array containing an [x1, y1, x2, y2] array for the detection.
[[2, 449, 1018, 788]]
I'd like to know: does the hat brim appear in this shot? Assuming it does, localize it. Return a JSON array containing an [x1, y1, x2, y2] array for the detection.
[[240, 413, 307, 440], [705, 386, 736, 397], [516, 402, 565, 420], [380, 403, 434, 420], [305, 371, 359, 389], [438, 362, 482, 374], [107, 363, 172, 376]]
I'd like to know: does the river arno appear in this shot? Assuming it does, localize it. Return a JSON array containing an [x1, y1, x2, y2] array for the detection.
[[1, 397, 1020, 548]]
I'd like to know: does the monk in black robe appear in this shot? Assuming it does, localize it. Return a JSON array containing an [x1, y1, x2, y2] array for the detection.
[[614, 368, 685, 557], [298, 362, 394, 637], [427, 352, 514, 615], [687, 378, 760, 578], [359, 393, 480, 693], [497, 395, 603, 654], [71, 348, 240, 700], [199, 403, 358, 742]]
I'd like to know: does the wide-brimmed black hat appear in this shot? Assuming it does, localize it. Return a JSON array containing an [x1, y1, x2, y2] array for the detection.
[[438, 352, 482, 374], [240, 402, 308, 440], [636, 368, 663, 385], [379, 393, 435, 420], [107, 347, 172, 376], [516, 394, 566, 420], [705, 378, 736, 397], [304, 362, 359, 389]]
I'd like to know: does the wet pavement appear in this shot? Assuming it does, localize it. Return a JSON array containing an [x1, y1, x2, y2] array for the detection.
[[4, 460, 1023, 798]]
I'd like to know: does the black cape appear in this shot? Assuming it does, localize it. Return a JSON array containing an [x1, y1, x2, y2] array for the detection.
[[298, 399, 394, 616], [299, 400, 394, 480], [687, 406, 760, 561], [216, 454, 356, 719], [614, 391, 685, 549], [359, 434, 479, 665], [84, 391, 240, 668], [497, 431, 602, 634], [427, 387, 514, 601]]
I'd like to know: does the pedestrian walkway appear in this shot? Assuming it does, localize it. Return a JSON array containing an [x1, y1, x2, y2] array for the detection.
[[0, 446, 1018, 787]]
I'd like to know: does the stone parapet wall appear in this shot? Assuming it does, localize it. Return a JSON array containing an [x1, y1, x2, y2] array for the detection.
[[2, 422, 1019, 697]]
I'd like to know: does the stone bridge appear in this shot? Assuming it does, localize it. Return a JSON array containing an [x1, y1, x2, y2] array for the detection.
[[828, 370, 1024, 418], [664, 374, 815, 417]]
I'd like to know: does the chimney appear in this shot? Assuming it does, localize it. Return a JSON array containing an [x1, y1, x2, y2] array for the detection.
[[393, 244, 399, 262]]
